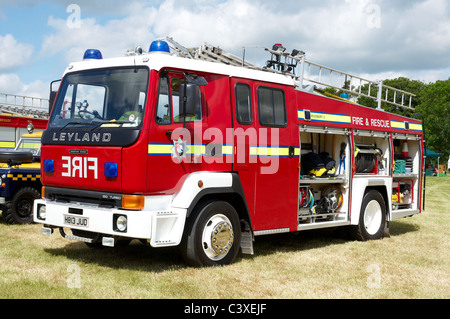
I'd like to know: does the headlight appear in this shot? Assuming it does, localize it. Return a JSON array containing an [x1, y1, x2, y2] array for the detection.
[[114, 214, 127, 232], [38, 204, 46, 220]]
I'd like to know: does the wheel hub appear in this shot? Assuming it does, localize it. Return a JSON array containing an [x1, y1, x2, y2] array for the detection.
[[364, 199, 382, 235], [202, 214, 235, 260], [17, 199, 32, 217], [211, 221, 234, 255]]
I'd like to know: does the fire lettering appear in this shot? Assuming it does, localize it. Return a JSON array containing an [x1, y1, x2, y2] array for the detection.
[[61, 156, 98, 179]]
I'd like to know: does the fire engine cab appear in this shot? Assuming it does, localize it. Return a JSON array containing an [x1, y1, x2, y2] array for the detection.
[[34, 38, 424, 266]]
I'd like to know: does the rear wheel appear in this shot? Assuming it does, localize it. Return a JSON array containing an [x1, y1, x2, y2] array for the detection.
[[350, 190, 386, 241], [181, 200, 241, 267]]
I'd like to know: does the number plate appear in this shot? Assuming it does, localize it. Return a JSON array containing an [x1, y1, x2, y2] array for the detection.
[[64, 214, 89, 228]]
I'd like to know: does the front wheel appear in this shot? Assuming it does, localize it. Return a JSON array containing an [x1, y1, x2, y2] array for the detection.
[[181, 200, 241, 267], [350, 190, 386, 241], [2, 187, 40, 224]]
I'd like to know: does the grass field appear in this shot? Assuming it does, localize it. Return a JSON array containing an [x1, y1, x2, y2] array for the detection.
[[0, 177, 449, 299]]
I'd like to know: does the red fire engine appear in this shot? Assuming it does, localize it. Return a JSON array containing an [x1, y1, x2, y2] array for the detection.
[[34, 39, 424, 266]]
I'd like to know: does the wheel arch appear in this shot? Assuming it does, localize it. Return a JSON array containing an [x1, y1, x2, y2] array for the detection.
[[185, 174, 252, 233], [364, 185, 390, 220], [348, 185, 390, 240], [351, 182, 390, 226]]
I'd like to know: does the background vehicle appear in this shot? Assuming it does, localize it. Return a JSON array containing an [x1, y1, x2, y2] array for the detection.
[[0, 132, 42, 224]]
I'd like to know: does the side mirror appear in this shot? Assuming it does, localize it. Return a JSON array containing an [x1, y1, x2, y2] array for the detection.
[[49, 79, 61, 113], [179, 83, 198, 118]]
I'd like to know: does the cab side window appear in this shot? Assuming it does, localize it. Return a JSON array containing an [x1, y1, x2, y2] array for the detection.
[[257, 86, 286, 127], [235, 83, 252, 124], [171, 78, 202, 123], [155, 74, 203, 124], [155, 76, 171, 124]]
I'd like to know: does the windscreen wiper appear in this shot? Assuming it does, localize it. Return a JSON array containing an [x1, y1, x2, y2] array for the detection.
[[90, 120, 135, 130], [61, 121, 97, 131]]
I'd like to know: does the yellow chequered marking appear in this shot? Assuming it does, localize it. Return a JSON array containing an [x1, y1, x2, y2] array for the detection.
[[7, 174, 41, 181]]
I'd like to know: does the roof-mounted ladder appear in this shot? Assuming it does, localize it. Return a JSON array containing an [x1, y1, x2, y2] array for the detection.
[[0, 93, 49, 119], [298, 60, 415, 110], [163, 37, 416, 111], [164, 37, 259, 69]]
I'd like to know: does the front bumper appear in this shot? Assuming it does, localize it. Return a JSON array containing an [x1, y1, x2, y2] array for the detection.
[[33, 196, 187, 247]]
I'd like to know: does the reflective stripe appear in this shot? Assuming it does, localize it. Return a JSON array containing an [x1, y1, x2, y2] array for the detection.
[[0, 141, 15, 148], [188, 144, 206, 156], [250, 146, 300, 157], [147, 143, 172, 155], [222, 145, 234, 156], [298, 110, 351, 124], [391, 120, 422, 132], [148, 143, 234, 156]]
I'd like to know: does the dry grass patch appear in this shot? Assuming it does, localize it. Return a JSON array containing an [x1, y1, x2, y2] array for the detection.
[[0, 177, 449, 299]]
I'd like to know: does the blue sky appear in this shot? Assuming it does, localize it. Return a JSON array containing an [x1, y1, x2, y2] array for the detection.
[[1, 0, 449, 99]]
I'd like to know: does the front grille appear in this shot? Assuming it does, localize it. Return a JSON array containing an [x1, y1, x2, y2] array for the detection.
[[45, 186, 122, 208]]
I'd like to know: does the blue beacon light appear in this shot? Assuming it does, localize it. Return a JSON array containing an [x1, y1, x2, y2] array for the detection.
[[44, 159, 54, 173], [104, 162, 118, 178], [83, 49, 103, 60], [149, 40, 170, 54]]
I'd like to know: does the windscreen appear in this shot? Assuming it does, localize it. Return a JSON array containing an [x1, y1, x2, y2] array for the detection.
[[49, 67, 149, 129], [16, 138, 41, 156]]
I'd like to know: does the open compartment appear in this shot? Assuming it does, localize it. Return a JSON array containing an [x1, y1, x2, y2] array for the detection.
[[392, 133, 422, 213], [298, 126, 350, 226], [353, 130, 390, 176], [392, 134, 421, 176]]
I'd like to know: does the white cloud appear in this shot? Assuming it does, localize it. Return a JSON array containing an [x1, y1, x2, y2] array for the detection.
[[2, 0, 447, 101], [149, 0, 450, 78], [0, 74, 23, 94], [0, 73, 48, 98], [40, 3, 157, 63], [0, 34, 34, 71]]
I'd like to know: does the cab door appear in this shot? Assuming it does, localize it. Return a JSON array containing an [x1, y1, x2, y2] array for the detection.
[[231, 79, 257, 220], [147, 70, 232, 194], [231, 78, 300, 232], [147, 71, 203, 194]]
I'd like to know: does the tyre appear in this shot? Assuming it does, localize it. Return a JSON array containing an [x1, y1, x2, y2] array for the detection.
[[181, 200, 241, 267], [350, 190, 386, 241], [0, 151, 33, 164], [2, 187, 40, 224]]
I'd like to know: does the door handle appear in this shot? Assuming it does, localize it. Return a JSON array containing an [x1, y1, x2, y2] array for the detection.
[[289, 146, 295, 158]]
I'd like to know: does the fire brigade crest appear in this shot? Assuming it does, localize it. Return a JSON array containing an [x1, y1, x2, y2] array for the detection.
[[171, 137, 188, 162]]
